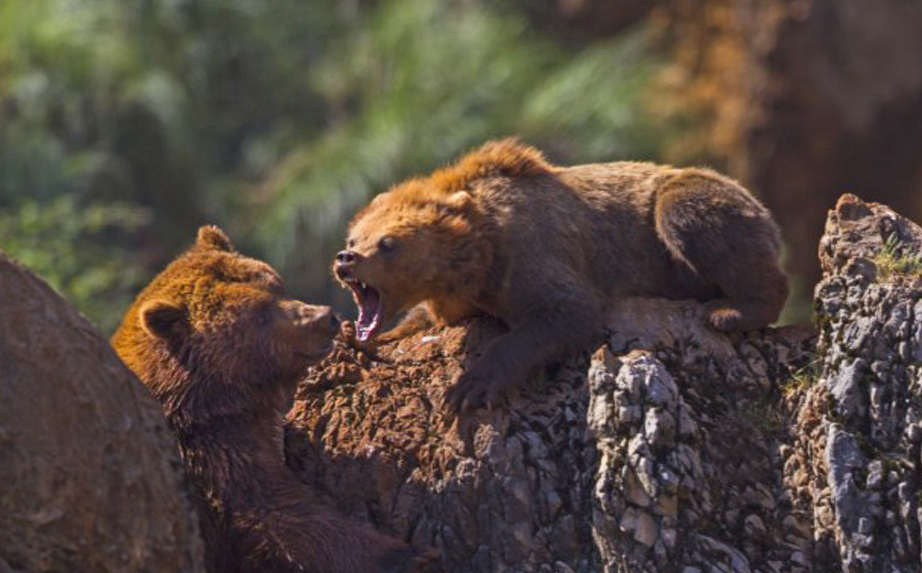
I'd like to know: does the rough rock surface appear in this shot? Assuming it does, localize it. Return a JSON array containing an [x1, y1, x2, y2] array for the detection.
[[286, 319, 600, 571], [0, 252, 204, 573], [285, 303, 815, 571], [785, 194, 922, 572]]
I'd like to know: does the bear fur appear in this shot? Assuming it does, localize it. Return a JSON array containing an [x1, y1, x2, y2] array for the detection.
[[112, 226, 428, 573], [333, 139, 788, 410]]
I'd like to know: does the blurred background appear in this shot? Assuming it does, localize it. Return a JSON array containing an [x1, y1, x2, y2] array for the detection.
[[1, 0, 920, 333]]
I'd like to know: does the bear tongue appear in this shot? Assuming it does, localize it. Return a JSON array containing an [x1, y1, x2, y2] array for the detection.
[[355, 284, 381, 342]]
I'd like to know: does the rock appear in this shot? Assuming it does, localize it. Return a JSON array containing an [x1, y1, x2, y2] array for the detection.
[[644, 409, 676, 449], [694, 534, 751, 572], [795, 194, 922, 571], [0, 252, 204, 572], [828, 358, 868, 420], [286, 302, 814, 571], [744, 515, 766, 538], [825, 425, 868, 538], [625, 469, 652, 508], [632, 511, 657, 548], [286, 318, 599, 571]]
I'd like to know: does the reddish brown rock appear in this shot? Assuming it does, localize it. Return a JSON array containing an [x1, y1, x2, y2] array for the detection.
[[0, 250, 204, 573]]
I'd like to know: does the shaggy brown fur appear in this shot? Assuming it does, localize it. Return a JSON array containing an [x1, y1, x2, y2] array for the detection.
[[113, 226, 427, 573], [334, 139, 788, 411]]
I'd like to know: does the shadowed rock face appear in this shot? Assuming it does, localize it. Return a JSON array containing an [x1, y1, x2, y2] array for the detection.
[[286, 319, 600, 570], [286, 194, 922, 572], [0, 252, 204, 573]]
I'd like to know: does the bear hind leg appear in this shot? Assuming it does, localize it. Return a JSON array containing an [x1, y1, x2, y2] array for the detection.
[[654, 174, 789, 332]]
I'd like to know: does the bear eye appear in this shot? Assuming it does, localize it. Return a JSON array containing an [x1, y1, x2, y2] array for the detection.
[[378, 236, 396, 253], [347, 238, 356, 249], [256, 306, 274, 327]]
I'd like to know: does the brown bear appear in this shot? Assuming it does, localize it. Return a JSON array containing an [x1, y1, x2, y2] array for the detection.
[[333, 138, 788, 411], [112, 226, 430, 573]]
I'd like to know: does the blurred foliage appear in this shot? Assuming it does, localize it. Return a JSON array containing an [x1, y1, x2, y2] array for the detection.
[[0, 0, 678, 332], [0, 197, 151, 332]]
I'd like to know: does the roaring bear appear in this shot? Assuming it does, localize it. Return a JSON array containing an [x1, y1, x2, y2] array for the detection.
[[112, 226, 431, 573], [333, 139, 788, 411]]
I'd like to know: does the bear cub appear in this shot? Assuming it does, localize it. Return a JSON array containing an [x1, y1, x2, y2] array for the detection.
[[334, 139, 788, 411], [113, 226, 430, 573]]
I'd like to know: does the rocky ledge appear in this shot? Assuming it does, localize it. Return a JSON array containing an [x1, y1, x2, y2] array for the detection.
[[285, 194, 922, 572]]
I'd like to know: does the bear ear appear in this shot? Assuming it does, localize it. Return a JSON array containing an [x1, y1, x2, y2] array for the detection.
[[139, 299, 188, 341], [196, 225, 234, 252], [444, 191, 473, 211]]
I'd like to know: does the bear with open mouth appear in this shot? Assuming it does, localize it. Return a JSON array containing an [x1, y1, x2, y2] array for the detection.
[[334, 139, 788, 412]]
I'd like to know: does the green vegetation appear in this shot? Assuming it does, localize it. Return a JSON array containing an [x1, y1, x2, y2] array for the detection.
[[781, 359, 823, 398], [0, 197, 150, 331], [0, 0, 679, 332], [875, 233, 922, 282]]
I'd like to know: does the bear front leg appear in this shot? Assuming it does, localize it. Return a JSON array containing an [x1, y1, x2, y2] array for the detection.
[[376, 303, 434, 343], [377, 297, 478, 344], [444, 296, 604, 412]]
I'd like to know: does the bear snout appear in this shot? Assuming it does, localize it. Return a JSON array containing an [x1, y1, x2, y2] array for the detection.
[[333, 250, 363, 281], [299, 303, 335, 328], [310, 308, 340, 339], [335, 250, 357, 264]]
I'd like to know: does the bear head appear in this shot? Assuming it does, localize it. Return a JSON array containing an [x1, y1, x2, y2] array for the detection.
[[333, 179, 487, 342], [112, 225, 338, 425], [333, 138, 552, 341]]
